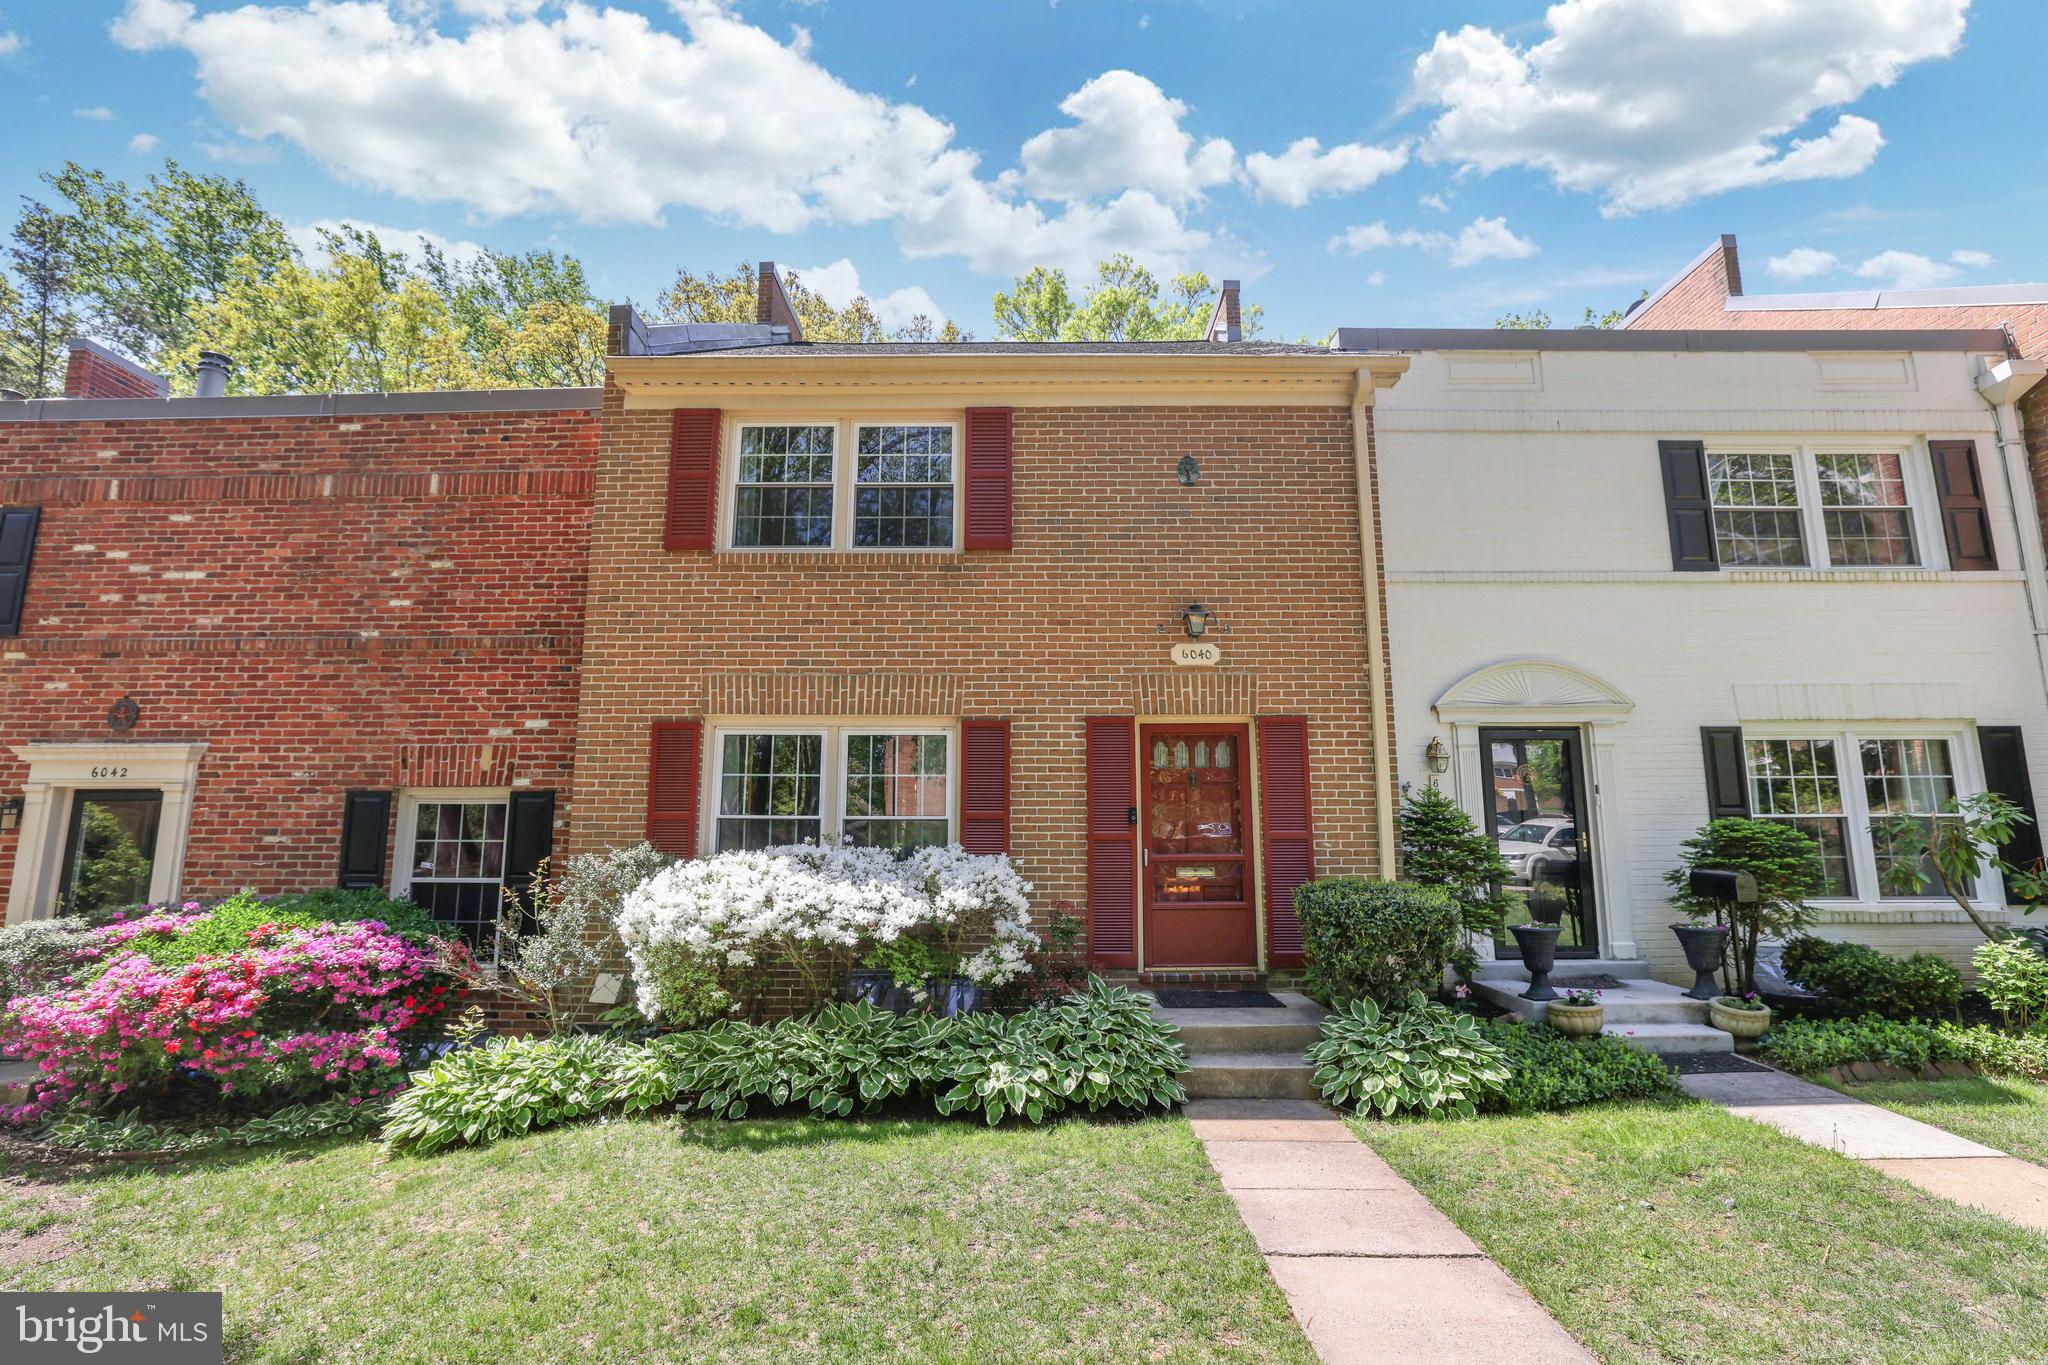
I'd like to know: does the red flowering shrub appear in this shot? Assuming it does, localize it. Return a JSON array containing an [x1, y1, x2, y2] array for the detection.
[[1, 902, 463, 1124]]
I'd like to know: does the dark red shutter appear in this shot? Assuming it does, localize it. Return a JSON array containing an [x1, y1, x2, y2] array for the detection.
[[664, 409, 721, 551], [959, 720, 1012, 853], [1258, 716, 1315, 968], [1930, 440, 1997, 571], [964, 407, 1013, 550], [646, 720, 703, 857], [1084, 717, 1137, 968]]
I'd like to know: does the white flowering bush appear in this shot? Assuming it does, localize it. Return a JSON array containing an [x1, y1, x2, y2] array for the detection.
[[615, 843, 1037, 1019]]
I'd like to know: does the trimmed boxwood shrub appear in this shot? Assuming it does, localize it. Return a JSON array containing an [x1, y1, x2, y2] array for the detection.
[[1297, 878, 1460, 1007], [1477, 1019, 1676, 1111], [1780, 936, 1962, 1020]]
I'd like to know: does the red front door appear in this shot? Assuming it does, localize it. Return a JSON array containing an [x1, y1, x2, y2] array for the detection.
[[1141, 724, 1256, 968]]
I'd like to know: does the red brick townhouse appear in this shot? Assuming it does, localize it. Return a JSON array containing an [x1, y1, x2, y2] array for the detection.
[[571, 270, 1410, 979], [0, 340, 598, 942]]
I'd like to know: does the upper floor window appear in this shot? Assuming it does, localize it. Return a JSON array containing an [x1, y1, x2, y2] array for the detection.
[[1707, 445, 1934, 570], [727, 420, 958, 553]]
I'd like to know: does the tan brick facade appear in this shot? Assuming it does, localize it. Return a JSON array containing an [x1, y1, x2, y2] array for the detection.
[[569, 360, 1401, 977]]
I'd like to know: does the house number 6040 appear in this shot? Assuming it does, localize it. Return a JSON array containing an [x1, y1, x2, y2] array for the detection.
[[89, 766, 130, 779]]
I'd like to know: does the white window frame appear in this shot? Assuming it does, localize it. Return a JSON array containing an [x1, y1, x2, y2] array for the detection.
[[704, 721, 958, 852], [388, 786, 514, 901], [4, 742, 206, 924], [1704, 440, 1947, 572], [722, 418, 962, 554], [1740, 724, 1990, 910]]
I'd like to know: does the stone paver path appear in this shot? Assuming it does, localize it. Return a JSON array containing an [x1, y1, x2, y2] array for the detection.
[[1189, 1099, 1592, 1364], [1680, 1068, 2048, 1234]]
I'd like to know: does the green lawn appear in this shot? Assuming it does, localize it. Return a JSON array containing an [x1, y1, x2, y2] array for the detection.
[[1824, 1075, 2048, 1168], [1353, 1099, 2048, 1365], [1, 1114, 1314, 1365]]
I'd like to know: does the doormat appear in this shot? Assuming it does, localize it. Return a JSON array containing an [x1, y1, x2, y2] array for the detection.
[[1547, 974, 1633, 991], [1663, 1052, 1773, 1075], [1153, 990, 1286, 1009]]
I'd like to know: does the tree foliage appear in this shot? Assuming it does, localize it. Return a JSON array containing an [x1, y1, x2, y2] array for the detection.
[[1872, 792, 2046, 941], [1664, 817, 1823, 996], [4, 199, 81, 397], [992, 255, 1261, 342], [656, 262, 968, 343]]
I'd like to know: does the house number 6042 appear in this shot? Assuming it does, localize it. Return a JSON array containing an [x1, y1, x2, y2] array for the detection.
[[89, 766, 130, 779]]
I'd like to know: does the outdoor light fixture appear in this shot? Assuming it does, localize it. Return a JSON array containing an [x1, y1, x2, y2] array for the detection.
[[1425, 737, 1451, 774], [0, 796, 21, 832], [1182, 603, 1210, 639]]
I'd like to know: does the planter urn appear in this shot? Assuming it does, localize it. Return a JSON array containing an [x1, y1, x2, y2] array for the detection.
[[1544, 1000, 1605, 1037], [1708, 998, 1773, 1039], [1670, 923, 1730, 1001], [1509, 923, 1563, 1001]]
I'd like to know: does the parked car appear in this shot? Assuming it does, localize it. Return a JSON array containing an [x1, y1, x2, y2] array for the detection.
[[1497, 816, 1578, 882]]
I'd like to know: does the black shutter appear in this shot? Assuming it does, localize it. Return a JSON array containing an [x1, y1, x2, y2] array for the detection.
[[1701, 727, 1749, 819], [1930, 441, 1998, 571], [0, 506, 42, 637], [1659, 441, 1717, 571], [503, 789, 557, 912], [337, 790, 392, 888], [1979, 727, 2043, 876]]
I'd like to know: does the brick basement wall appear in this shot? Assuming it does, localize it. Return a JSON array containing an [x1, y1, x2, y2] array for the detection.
[[0, 405, 596, 914], [568, 385, 1395, 1012]]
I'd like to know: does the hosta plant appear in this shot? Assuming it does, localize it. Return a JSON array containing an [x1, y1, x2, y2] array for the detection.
[[379, 1034, 629, 1155], [1308, 992, 1510, 1119], [656, 1001, 935, 1120]]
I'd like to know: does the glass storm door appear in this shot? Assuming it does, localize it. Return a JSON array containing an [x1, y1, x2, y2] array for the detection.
[[1479, 729, 1597, 957], [1141, 725, 1256, 967], [57, 789, 163, 917]]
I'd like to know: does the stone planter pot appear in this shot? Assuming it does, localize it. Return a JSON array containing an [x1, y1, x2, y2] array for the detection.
[[1670, 923, 1730, 1001], [1509, 923, 1563, 1001], [1544, 1000, 1605, 1037], [1709, 998, 1772, 1039]]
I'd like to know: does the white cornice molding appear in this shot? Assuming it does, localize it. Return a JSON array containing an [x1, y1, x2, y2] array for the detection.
[[1374, 407, 1997, 434]]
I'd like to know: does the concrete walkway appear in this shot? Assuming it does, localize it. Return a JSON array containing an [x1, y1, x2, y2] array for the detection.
[[1189, 1099, 1591, 1364], [1679, 1067, 2048, 1234]]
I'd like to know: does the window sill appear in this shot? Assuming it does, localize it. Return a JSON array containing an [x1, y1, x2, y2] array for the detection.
[[712, 549, 969, 568], [1804, 902, 2017, 926]]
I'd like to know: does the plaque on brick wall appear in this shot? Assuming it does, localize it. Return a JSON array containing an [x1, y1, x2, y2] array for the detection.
[[1169, 642, 1221, 667]]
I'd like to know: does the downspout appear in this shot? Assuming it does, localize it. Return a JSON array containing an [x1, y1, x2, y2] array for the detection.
[[1351, 367, 1400, 878], [1974, 355, 2048, 700]]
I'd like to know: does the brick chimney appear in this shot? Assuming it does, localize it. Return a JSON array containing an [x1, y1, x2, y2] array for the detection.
[[63, 338, 169, 400], [755, 262, 805, 342], [1204, 280, 1242, 343]]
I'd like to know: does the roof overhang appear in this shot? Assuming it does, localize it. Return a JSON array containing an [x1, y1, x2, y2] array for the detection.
[[608, 351, 1409, 411]]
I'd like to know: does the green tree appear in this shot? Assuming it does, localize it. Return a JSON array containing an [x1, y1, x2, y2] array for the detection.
[[426, 245, 607, 387], [1873, 792, 2046, 941], [1496, 291, 1645, 331], [1665, 818, 1824, 996], [993, 255, 1262, 342], [656, 262, 957, 343], [1398, 783, 1512, 975], [6, 199, 82, 397]]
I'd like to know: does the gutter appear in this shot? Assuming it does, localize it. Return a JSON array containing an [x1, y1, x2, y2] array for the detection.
[[1350, 368, 1400, 878], [1976, 356, 2048, 700]]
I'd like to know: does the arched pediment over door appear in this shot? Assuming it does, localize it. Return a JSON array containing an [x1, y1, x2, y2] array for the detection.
[[1433, 658, 1634, 728]]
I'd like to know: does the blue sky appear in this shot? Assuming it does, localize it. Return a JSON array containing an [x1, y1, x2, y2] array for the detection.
[[1, 1, 2038, 338]]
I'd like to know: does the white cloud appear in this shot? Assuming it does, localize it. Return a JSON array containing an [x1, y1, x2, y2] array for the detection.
[[200, 139, 277, 164], [128, 132, 161, 155], [0, 30, 21, 58], [1406, 0, 1966, 215], [1241, 137, 1407, 207], [1418, 192, 1448, 212], [448, 0, 549, 16], [1015, 70, 1234, 206], [1328, 215, 1537, 268], [1949, 248, 1993, 268], [74, 106, 116, 121], [1365, 270, 1385, 287], [790, 258, 945, 330], [112, 1, 1226, 277], [291, 220, 489, 267], [1765, 247, 1840, 281], [1852, 247, 1993, 289]]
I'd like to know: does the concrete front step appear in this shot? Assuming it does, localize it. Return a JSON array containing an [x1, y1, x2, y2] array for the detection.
[[1604, 1022, 1734, 1054], [1181, 1051, 1323, 1101], [1148, 989, 1326, 1055], [1471, 975, 1711, 1027], [1473, 957, 1652, 981]]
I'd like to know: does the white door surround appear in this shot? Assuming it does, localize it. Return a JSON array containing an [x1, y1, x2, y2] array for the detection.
[[1430, 660, 1638, 962], [4, 742, 207, 924]]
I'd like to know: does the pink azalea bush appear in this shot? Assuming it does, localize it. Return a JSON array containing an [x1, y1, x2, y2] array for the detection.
[[1, 904, 462, 1125]]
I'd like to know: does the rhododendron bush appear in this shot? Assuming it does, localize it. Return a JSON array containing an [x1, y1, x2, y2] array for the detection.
[[0, 896, 460, 1125], [616, 844, 1037, 1018]]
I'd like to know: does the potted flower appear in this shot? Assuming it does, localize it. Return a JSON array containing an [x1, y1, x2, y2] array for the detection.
[[1545, 985, 1604, 1037], [1709, 990, 1772, 1039]]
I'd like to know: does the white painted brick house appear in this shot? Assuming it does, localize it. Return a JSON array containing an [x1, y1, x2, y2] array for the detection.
[[1338, 326, 2048, 982]]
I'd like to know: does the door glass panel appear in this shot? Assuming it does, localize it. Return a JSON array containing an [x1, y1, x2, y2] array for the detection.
[[1481, 733, 1596, 955], [58, 791, 162, 917], [1146, 732, 1246, 905]]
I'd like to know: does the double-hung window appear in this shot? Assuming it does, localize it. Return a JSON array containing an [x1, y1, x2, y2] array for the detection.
[[728, 421, 958, 552], [710, 723, 954, 852], [393, 790, 511, 947], [1707, 445, 1937, 570], [1740, 731, 1972, 904]]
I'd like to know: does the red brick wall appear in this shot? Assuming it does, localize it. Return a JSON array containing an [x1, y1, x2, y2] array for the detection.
[[0, 404, 595, 910], [569, 385, 1393, 983], [62, 348, 165, 401]]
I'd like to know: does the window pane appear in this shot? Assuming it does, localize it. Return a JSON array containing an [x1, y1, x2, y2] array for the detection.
[[1743, 739, 1853, 896], [714, 732, 826, 851], [735, 426, 834, 547], [1710, 453, 1807, 566], [853, 425, 954, 549], [1818, 454, 1917, 566], [406, 798, 513, 951], [843, 733, 950, 851], [59, 793, 162, 917], [1861, 738, 1958, 895]]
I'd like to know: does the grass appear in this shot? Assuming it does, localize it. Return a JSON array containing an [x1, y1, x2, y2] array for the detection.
[[1352, 1098, 2048, 1365], [1, 1113, 1314, 1365], [1823, 1074, 2048, 1167]]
